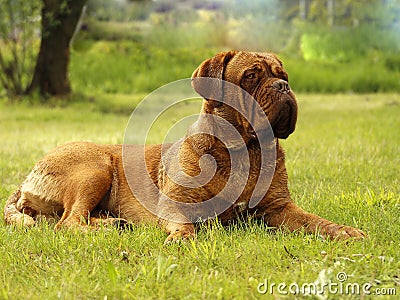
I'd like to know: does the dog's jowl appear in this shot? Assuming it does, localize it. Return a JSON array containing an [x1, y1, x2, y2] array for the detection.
[[4, 51, 365, 243]]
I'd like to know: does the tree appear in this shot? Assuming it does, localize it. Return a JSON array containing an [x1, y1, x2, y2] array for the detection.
[[27, 0, 87, 97]]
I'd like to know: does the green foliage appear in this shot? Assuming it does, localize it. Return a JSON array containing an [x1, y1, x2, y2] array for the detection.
[[70, 40, 218, 94], [78, 19, 144, 41], [385, 53, 400, 72], [283, 56, 400, 93], [82, 0, 400, 65], [296, 0, 400, 62], [300, 26, 400, 63], [69, 0, 400, 96], [0, 0, 41, 97], [68, 40, 400, 95], [144, 16, 228, 50], [0, 94, 399, 299], [86, 0, 153, 22], [2, 0, 400, 99], [227, 15, 292, 52]]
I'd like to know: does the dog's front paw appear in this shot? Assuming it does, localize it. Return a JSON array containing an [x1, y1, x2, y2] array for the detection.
[[164, 224, 196, 245], [324, 224, 366, 241], [335, 225, 366, 240]]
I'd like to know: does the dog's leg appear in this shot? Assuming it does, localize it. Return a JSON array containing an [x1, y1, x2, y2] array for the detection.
[[266, 202, 366, 240], [54, 170, 114, 230], [161, 221, 196, 244], [156, 194, 196, 243]]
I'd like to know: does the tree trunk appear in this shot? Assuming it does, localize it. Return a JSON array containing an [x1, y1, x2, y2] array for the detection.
[[27, 0, 87, 97]]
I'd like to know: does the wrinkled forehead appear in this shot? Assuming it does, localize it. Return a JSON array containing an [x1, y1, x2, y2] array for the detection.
[[224, 51, 286, 82], [254, 52, 283, 66]]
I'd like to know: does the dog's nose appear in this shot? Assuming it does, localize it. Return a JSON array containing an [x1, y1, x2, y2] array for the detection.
[[272, 79, 290, 93]]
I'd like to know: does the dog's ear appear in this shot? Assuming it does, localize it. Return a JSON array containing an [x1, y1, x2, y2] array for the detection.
[[191, 50, 237, 104], [192, 50, 237, 79]]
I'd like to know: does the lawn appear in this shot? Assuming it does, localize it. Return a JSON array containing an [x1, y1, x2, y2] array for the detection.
[[0, 93, 399, 299]]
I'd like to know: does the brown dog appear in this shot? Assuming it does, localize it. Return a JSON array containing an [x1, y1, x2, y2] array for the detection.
[[4, 50, 365, 242]]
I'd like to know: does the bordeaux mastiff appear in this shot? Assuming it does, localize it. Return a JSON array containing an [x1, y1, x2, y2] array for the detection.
[[4, 50, 365, 243]]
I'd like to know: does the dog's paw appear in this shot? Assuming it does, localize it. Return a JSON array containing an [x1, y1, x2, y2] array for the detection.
[[328, 225, 366, 241], [14, 214, 36, 227], [164, 229, 195, 245]]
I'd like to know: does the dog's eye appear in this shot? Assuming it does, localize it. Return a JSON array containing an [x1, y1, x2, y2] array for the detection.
[[245, 73, 256, 79]]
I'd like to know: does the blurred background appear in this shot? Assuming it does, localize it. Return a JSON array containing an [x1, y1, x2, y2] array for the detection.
[[0, 0, 399, 103]]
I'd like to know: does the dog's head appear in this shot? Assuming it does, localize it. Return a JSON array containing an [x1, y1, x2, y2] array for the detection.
[[191, 50, 298, 141]]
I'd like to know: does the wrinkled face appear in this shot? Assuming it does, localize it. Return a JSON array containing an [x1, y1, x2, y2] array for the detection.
[[192, 51, 298, 141]]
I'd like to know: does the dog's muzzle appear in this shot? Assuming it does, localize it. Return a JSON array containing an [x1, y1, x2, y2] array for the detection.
[[265, 79, 298, 139]]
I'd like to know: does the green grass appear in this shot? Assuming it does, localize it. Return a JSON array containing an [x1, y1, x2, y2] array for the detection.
[[0, 94, 399, 299]]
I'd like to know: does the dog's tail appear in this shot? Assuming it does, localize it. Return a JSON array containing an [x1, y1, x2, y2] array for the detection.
[[3, 187, 35, 226]]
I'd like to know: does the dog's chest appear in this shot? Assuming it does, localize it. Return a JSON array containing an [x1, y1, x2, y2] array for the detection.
[[218, 146, 275, 216], [215, 152, 258, 206]]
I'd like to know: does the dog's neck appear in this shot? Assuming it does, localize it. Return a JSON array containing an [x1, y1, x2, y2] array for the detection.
[[185, 104, 274, 160]]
